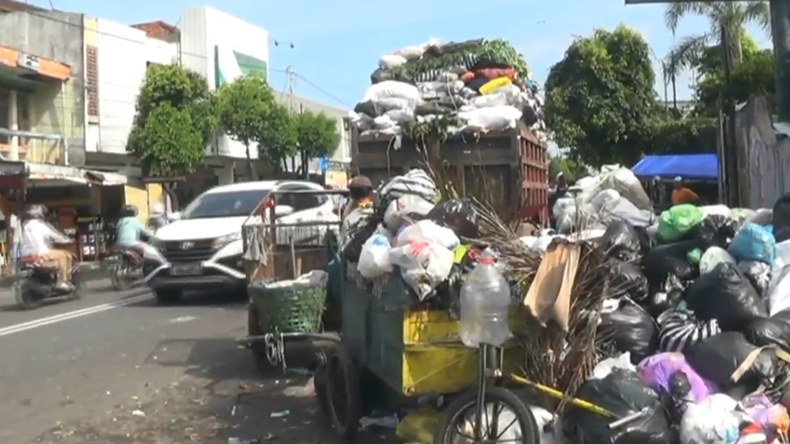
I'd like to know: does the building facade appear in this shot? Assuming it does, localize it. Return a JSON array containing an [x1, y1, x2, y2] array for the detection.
[[0, 7, 84, 165], [0, 2, 348, 186]]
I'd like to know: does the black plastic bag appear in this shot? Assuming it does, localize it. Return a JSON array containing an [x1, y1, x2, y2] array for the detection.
[[744, 309, 790, 352], [425, 198, 479, 239], [691, 214, 738, 249], [738, 260, 772, 297], [642, 241, 699, 287], [562, 368, 671, 444], [609, 260, 649, 303], [683, 331, 778, 392], [599, 298, 659, 364], [601, 220, 642, 261], [634, 226, 656, 256], [685, 262, 767, 331], [773, 192, 790, 243]]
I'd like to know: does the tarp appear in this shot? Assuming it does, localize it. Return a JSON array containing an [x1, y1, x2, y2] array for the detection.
[[631, 154, 718, 180]]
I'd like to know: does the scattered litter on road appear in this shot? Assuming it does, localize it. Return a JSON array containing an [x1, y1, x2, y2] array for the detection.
[[167, 315, 199, 324], [269, 409, 290, 418], [131, 410, 145, 417], [359, 414, 399, 430], [231, 404, 237, 416], [228, 438, 261, 444], [282, 377, 315, 398]]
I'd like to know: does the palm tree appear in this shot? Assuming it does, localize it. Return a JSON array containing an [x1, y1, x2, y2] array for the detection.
[[664, 2, 770, 72]]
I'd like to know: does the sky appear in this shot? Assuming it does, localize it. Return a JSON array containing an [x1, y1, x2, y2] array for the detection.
[[29, 0, 774, 151]]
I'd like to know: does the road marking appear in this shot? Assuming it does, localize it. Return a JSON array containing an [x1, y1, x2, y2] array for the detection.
[[0, 293, 154, 337]]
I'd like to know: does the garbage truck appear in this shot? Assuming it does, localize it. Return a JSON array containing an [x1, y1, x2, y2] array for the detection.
[[350, 121, 549, 223]]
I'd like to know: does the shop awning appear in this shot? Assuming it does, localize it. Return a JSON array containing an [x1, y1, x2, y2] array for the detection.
[[0, 160, 128, 188], [631, 154, 719, 181]]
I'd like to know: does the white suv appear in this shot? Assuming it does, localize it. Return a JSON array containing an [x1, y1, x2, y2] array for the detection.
[[144, 180, 338, 304]]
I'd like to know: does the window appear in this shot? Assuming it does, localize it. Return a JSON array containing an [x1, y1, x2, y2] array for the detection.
[[181, 189, 270, 219], [0, 89, 31, 145], [277, 186, 326, 212]]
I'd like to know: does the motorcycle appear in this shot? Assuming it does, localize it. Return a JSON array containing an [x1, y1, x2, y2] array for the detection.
[[107, 248, 144, 291], [14, 253, 84, 309]]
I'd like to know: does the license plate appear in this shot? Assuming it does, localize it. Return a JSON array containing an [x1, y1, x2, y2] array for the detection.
[[170, 263, 202, 276]]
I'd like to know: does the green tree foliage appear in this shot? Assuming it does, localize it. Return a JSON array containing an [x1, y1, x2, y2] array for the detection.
[[548, 155, 589, 183], [295, 111, 340, 160], [127, 63, 217, 176], [216, 74, 292, 180], [693, 45, 774, 117], [544, 25, 660, 167], [664, 2, 769, 68]]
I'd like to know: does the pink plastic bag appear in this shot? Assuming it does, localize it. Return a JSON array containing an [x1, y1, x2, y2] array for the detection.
[[637, 352, 714, 404]]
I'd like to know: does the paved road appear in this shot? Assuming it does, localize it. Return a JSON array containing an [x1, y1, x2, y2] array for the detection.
[[0, 283, 395, 444]]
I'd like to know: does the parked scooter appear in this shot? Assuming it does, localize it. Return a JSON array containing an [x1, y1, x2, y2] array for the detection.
[[14, 251, 84, 309]]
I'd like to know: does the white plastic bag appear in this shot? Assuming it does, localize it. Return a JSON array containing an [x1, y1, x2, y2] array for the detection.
[[388, 241, 454, 300], [378, 54, 407, 69], [383, 195, 435, 230], [699, 205, 732, 218], [746, 208, 773, 226], [769, 266, 790, 315], [396, 220, 459, 250], [458, 106, 522, 132], [471, 92, 511, 108], [362, 81, 420, 105], [591, 352, 634, 379], [357, 233, 393, 278], [699, 247, 737, 274], [680, 394, 742, 444]]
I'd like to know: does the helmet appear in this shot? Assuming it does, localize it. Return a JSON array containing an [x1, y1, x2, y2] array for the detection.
[[25, 204, 45, 219], [123, 205, 138, 217], [152, 202, 165, 215]]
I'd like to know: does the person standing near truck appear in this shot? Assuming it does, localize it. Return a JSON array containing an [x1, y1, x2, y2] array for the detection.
[[671, 176, 700, 206]]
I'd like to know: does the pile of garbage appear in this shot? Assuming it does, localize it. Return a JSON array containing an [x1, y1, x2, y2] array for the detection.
[[546, 179, 790, 444], [349, 38, 547, 143], [344, 166, 790, 444]]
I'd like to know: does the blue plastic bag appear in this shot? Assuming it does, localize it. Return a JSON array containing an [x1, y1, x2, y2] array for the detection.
[[728, 222, 776, 264]]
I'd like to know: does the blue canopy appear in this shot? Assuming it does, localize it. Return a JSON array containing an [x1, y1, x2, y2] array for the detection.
[[631, 154, 719, 181]]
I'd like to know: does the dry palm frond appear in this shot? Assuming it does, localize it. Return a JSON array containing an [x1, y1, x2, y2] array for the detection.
[[403, 134, 627, 411]]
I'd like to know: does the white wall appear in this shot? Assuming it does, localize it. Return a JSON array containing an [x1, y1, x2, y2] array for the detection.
[[94, 18, 177, 154], [180, 6, 270, 159]]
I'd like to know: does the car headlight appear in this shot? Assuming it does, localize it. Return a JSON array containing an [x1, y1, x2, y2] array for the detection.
[[213, 232, 241, 249]]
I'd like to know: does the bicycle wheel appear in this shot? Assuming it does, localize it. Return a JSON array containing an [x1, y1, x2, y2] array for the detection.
[[434, 387, 540, 444]]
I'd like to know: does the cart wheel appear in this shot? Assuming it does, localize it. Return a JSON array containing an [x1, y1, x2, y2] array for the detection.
[[247, 303, 273, 372], [325, 345, 361, 440], [433, 387, 540, 444]]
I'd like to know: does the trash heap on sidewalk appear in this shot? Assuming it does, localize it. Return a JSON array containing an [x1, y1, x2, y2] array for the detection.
[[343, 165, 790, 444], [349, 38, 547, 143]]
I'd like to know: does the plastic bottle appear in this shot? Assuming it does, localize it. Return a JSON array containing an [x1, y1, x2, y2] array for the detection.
[[459, 254, 512, 348]]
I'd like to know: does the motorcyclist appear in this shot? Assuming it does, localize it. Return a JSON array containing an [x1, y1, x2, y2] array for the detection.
[[116, 205, 154, 260], [19, 204, 74, 291], [147, 202, 168, 231]]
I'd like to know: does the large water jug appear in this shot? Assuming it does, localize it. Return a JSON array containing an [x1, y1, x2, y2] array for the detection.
[[459, 255, 512, 348]]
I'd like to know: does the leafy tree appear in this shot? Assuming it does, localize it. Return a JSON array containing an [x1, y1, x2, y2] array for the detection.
[[216, 74, 284, 180], [295, 110, 340, 160], [127, 63, 217, 176], [544, 25, 660, 167], [548, 155, 589, 183], [693, 44, 774, 117], [664, 2, 769, 71], [260, 103, 298, 173]]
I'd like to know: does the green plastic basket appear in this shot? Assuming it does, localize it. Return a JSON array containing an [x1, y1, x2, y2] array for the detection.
[[249, 276, 327, 334]]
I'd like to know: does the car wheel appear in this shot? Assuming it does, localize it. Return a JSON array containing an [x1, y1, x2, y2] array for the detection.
[[155, 288, 182, 305]]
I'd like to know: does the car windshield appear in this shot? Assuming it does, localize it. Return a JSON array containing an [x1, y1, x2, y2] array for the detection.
[[181, 189, 270, 219]]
